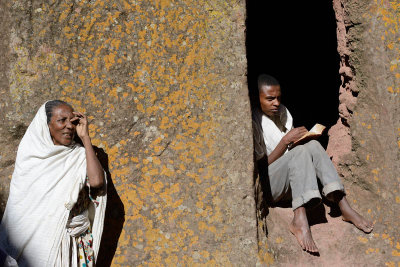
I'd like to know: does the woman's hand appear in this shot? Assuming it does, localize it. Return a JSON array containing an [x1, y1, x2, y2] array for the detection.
[[71, 111, 89, 140], [71, 111, 104, 188]]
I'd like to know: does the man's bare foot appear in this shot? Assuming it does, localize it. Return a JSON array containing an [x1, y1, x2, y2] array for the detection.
[[339, 197, 373, 233], [289, 207, 319, 253]]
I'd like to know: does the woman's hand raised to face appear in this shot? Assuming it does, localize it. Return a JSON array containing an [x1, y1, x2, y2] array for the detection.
[[70, 111, 90, 140], [71, 111, 105, 188]]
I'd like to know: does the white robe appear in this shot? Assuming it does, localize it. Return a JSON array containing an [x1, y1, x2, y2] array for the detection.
[[0, 102, 107, 266], [261, 104, 293, 156]]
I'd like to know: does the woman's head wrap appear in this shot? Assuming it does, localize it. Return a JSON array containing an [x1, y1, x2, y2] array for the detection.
[[0, 102, 106, 266]]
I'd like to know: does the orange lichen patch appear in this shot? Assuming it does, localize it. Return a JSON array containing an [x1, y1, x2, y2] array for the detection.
[[4, 0, 252, 264], [365, 247, 380, 254], [86, 92, 102, 106], [198, 221, 217, 234], [104, 52, 116, 70], [118, 229, 131, 247], [111, 38, 121, 50], [257, 242, 274, 265], [382, 234, 390, 240], [392, 250, 400, 257]]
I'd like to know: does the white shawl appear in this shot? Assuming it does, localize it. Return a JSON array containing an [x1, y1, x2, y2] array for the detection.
[[0, 102, 107, 266], [261, 104, 293, 156]]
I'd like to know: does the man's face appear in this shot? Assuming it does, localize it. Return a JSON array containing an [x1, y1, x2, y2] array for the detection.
[[259, 85, 281, 117]]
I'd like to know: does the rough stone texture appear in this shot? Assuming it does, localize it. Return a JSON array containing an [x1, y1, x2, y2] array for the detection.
[[339, 0, 400, 264], [330, 0, 400, 265], [0, 0, 258, 265], [261, 0, 399, 266], [0, 0, 13, 216], [1, 0, 399, 266]]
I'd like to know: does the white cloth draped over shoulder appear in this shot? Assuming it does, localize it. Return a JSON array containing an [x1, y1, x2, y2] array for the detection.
[[0, 102, 107, 266], [261, 104, 293, 156]]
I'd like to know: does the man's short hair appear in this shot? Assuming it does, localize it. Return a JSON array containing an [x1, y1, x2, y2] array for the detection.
[[257, 74, 280, 92]]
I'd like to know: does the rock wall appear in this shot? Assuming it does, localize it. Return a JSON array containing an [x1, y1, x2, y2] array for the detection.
[[1, 0, 399, 266], [330, 0, 400, 259], [0, 0, 258, 265], [326, 0, 399, 265]]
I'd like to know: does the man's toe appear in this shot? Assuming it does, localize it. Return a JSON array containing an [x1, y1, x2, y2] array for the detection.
[[308, 242, 317, 253]]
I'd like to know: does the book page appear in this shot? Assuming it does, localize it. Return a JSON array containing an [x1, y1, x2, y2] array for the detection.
[[291, 123, 326, 147], [309, 123, 326, 134]]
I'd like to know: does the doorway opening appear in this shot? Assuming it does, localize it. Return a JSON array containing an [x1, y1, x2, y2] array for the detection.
[[246, 1, 341, 148]]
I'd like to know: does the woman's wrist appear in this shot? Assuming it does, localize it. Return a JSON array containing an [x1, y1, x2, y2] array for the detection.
[[81, 135, 92, 146]]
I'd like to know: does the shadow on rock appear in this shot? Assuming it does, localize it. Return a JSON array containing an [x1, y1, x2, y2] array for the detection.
[[0, 190, 5, 221], [94, 147, 125, 267], [254, 154, 270, 237], [306, 202, 328, 226]]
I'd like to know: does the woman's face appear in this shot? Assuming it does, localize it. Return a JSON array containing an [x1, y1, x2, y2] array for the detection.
[[48, 104, 76, 146]]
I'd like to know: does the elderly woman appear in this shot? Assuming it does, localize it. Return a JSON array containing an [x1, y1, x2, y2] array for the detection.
[[0, 100, 107, 266]]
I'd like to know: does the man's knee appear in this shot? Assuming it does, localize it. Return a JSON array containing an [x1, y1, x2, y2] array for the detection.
[[290, 144, 311, 158], [305, 140, 324, 152], [307, 139, 320, 147]]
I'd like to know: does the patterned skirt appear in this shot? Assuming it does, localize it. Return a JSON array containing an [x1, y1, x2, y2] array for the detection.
[[76, 229, 94, 267]]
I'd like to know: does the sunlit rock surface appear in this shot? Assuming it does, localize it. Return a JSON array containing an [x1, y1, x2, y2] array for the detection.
[[0, 0, 399, 266], [0, 0, 257, 265]]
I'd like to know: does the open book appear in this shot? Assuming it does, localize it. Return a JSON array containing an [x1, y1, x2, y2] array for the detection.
[[290, 123, 326, 149]]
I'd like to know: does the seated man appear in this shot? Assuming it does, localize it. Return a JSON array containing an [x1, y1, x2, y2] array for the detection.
[[252, 74, 373, 253]]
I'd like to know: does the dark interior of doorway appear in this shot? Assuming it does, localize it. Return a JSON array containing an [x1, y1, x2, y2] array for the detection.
[[246, 1, 341, 148]]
